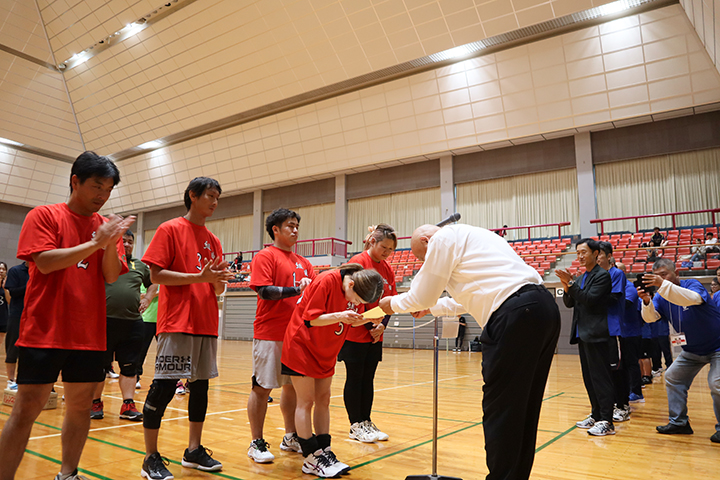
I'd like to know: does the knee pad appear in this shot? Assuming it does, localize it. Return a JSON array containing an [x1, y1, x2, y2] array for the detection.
[[188, 379, 209, 423], [119, 362, 137, 378], [143, 379, 176, 429]]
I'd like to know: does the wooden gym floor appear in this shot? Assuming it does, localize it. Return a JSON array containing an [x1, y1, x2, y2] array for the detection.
[[1, 339, 719, 479]]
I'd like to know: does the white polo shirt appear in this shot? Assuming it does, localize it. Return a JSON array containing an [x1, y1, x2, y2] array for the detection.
[[390, 224, 543, 327]]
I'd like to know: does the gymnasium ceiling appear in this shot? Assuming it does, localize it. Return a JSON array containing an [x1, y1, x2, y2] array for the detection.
[[0, 0, 719, 211]]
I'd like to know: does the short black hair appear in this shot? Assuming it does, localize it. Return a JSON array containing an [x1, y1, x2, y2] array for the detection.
[[266, 208, 300, 240], [124, 229, 134, 238], [576, 238, 601, 252], [653, 227, 660, 231], [184, 177, 221, 210], [598, 241, 613, 256], [70, 151, 120, 192], [707, 232, 714, 238]]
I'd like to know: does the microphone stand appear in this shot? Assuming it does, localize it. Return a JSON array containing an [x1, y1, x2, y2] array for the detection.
[[405, 316, 462, 480]]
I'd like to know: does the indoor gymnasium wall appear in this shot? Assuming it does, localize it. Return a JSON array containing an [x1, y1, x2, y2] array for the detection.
[[456, 168, 580, 240], [263, 203, 336, 247], [595, 146, 720, 232]]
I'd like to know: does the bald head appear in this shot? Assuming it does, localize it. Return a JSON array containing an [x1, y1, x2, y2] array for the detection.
[[616, 261, 626, 273], [411, 224, 441, 261]]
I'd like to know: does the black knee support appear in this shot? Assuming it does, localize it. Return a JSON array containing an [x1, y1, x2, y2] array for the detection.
[[142, 379, 176, 429], [188, 379, 209, 423], [119, 362, 137, 378]]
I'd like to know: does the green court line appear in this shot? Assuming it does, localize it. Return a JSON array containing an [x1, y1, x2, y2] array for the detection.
[[534, 424, 577, 452], [328, 403, 483, 424], [349, 392, 566, 472], [24, 449, 116, 480]]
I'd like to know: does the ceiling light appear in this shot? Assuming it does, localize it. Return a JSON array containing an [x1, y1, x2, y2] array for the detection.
[[0, 137, 23, 147], [598, 1, 634, 16], [139, 140, 163, 149]]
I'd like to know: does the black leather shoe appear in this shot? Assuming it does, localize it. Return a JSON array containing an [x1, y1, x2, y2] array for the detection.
[[656, 422, 693, 434], [711, 431, 720, 443]]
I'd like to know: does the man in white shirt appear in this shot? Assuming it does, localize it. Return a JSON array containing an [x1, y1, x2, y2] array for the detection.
[[379, 224, 561, 480]]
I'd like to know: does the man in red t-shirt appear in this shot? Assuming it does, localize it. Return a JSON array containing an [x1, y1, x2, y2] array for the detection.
[[139, 177, 234, 480], [0, 151, 133, 480], [246, 208, 315, 463]]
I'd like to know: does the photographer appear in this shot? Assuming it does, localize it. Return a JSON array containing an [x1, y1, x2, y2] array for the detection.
[[638, 258, 720, 443]]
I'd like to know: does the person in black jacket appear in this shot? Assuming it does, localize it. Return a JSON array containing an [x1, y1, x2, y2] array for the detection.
[[556, 238, 614, 436]]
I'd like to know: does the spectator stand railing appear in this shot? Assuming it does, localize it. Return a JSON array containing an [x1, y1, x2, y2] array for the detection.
[[590, 208, 720, 235], [489, 221, 572, 241], [262, 237, 352, 258]]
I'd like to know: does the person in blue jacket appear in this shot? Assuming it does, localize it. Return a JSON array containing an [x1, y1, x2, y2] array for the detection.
[[639, 258, 720, 443], [616, 262, 644, 404]]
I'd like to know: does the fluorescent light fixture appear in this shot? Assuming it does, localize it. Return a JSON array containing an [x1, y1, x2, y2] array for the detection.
[[434, 45, 476, 62], [138, 140, 163, 149], [0, 137, 23, 147], [597, 1, 634, 16]]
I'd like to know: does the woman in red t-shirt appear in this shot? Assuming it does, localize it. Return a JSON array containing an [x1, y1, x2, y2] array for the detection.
[[339, 224, 397, 443], [281, 264, 384, 478]]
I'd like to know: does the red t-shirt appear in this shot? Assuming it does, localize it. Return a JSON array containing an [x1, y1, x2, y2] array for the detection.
[[282, 270, 365, 378], [345, 251, 397, 343], [250, 246, 315, 341], [142, 217, 223, 336], [16, 203, 127, 350]]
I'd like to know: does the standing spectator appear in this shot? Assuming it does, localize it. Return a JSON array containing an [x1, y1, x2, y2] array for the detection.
[[0, 151, 132, 480], [597, 243, 630, 423], [0, 262, 8, 333], [556, 239, 615, 436], [616, 263, 644, 403], [340, 224, 398, 443], [4, 261, 29, 390], [379, 224, 560, 480], [91, 230, 152, 421], [140, 177, 233, 479], [639, 258, 720, 443], [135, 283, 159, 389], [282, 265, 383, 478], [647, 227, 666, 260], [496, 225, 508, 238], [246, 208, 315, 463], [454, 316, 468, 352]]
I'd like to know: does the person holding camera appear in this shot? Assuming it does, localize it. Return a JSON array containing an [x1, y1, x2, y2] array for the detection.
[[638, 258, 720, 443]]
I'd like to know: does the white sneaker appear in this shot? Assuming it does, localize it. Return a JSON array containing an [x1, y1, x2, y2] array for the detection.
[[588, 420, 615, 436], [613, 407, 630, 422], [576, 415, 595, 429], [6, 380, 18, 391], [136, 381, 141, 389], [323, 447, 350, 474], [364, 420, 388, 441], [247, 439, 274, 463], [302, 450, 345, 478], [349, 421, 378, 443], [280, 433, 302, 453], [652, 369, 662, 377]]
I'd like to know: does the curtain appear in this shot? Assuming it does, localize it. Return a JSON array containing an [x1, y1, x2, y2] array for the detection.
[[595, 148, 720, 232], [263, 203, 335, 246], [205, 215, 254, 256], [456, 168, 579, 240], [347, 187, 441, 251]]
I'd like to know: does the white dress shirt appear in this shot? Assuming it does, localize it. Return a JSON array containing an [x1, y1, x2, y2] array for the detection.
[[390, 224, 543, 327]]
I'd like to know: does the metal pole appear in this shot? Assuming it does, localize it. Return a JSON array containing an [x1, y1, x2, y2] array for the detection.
[[432, 316, 439, 476]]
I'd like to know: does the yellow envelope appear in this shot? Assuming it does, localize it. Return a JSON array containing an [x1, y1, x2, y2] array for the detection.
[[362, 306, 385, 319]]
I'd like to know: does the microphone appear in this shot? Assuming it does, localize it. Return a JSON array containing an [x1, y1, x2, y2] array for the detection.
[[436, 213, 461, 227]]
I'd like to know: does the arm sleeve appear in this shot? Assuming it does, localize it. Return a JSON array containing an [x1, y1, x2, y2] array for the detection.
[[4, 269, 25, 297], [429, 296, 468, 317], [256, 285, 302, 300], [657, 279, 703, 307], [562, 287, 575, 308], [391, 235, 457, 314], [642, 294, 662, 323]]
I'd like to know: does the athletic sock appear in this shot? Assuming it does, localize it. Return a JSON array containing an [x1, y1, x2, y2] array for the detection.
[[297, 434, 318, 457], [317, 433, 331, 451], [123, 398, 134, 404], [92, 398, 101, 404]]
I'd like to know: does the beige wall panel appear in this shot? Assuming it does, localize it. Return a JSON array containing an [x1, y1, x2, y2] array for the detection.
[[0, 145, 73, 208], [99, 5, 720, 215], [0, 52, 83, 156], [60, 0, 626, 154], [0, 0, 54, 63]]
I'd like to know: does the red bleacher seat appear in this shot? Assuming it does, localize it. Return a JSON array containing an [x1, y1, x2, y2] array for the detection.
[[707, 259, 720, 270], [631, 264, 644, 273]]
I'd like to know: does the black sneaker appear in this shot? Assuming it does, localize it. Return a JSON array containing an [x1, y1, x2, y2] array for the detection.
[[657, 422, 693, 435], [711, 431, 720, 443], [141, 452, 173, 480], [182, 445, 222, 472]]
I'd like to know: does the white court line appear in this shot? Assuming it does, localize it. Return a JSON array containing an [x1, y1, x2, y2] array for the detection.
[[26, 374, 471, 440]]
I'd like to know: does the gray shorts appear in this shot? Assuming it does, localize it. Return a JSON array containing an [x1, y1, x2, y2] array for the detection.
[[252, 339, 292, 389], [154, 332, 218, 382]]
